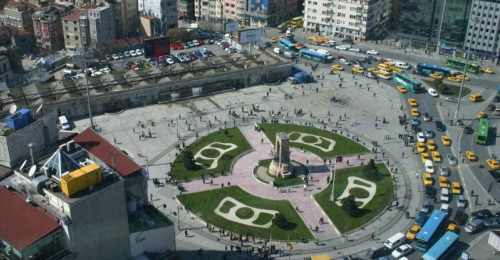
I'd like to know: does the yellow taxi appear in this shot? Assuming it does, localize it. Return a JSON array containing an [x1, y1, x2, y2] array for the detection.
[[432, 151, 442, 162], [430, 72, 443, 80], [421, 152, 430, 163], [480, 67, 495, 74], [469, 93, 482, 102], [427, 139, 437, 151], [441, 135, 451, 146], [367, 67, 376, 72], [331, 64, 344, 71], [447, 223, 459, 232], [455, 73, 470, 81], [447, 76, 463, 82], [477, 111, 487, 119], [376, 70, 392, 80], [352, 66, 364, 74], [398, 86, 408, 93], [486, 159, 500, 171], [422, 173, 433, 187], [465, 150, 477, 161], [391, 66, 402, 73], [416, 142, 427, 153], [451, 182, 462, 194], [408, 98, 418, 107], [406, 224, 422, 240], [439, 176, 449, 188], [411, 108, 420, 117]]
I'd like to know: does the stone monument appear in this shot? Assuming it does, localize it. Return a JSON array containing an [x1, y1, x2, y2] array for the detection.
[[268, 132, 292, 177]]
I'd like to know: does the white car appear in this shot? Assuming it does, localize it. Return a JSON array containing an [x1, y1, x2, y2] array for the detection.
[[424, 160, 434, 174], [99, 67, 111, 74], [348, 47, 361, 52], [112, 54, 120, 60], [440, 188, 450, 202], [335, 44, 351, 50], [136, 49, 143, 56], [457, 195, 466, 208], [440, 167, 450, 176], [129, 50, 137, 57], [391, 244, 413, 259], [124, 51, 131, 57], [366, 49, 379, 55], [428, 88, 439, 97], [339, 58, 351, 65], [417, 132, 426, 143], [441, 203, 450, 212]]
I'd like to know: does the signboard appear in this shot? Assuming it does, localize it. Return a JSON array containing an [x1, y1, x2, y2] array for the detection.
[[144, 36, 170, 59], [238, 28, 263, 44], [225, 21, 239, 33], [249, 0, 269, 12]]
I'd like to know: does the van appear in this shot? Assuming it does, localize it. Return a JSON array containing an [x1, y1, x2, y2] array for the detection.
[[383, 232, 406, 249], [58, 116, 72, 130], [394, 61, 410, 69]]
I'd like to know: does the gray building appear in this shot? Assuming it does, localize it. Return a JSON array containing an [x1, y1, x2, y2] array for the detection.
[[465, 0, 500, 62], [87, 2, 116, 44], [0, 55, 13, 87]]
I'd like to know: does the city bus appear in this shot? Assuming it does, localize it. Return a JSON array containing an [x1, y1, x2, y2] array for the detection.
[[299, 48, 333, 63], [422, 231, 459, 260], [278, 38, 297, 51], [476, 118, 489, 145], [417, 63, 452, 77], [416, 210, 448, 251], [393, 73, 423, 93], [446, 58, 480, 73]]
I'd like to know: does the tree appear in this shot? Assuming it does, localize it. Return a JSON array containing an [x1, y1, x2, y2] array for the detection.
[[365, 159, 378, 180], [272, 213, 292, 229], [182, 149, 196, 170], [342, 195, 359, 216]]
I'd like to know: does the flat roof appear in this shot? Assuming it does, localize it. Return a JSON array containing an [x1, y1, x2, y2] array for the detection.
[[73, 128, 142, 177], [0, 186, 60, 250]]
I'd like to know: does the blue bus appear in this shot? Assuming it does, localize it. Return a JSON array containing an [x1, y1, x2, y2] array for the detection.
[[393, 73, 423, 93], [422, 231, 459, 260], [299, 48, 333, 63], [417, 63, 452, 76], [416, 210, 448, 251], [278, 38, 297, 51]]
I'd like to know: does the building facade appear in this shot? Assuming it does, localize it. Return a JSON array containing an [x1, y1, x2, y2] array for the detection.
[[304, 0, 391, 41], [0, 1, 35, 33], [32, 6, 64, 51], [465, 0, 500, 62], [0, 55, 13, 87], [178, 0, 195, 20], [139, 0, 178, 35], [111, 0, 139, 37], [62, 3, 116, 51]]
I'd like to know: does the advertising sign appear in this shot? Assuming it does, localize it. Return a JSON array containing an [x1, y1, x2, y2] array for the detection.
[[249, 0, 269, 12], [225, 21, 240, 33], [144, 36, 170, 59], [238, 28, 264, 44]]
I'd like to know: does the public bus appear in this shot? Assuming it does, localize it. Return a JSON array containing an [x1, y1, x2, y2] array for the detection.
[[422, 231, 459, 260], [299, 48, 333, 63], [476, 118, 489, 145], [278, 38, 297, 51], [416, 210, 448, 251], [446, 58, 480, 73], [393, 73, 423, 93], [417, 63, 452, 76]]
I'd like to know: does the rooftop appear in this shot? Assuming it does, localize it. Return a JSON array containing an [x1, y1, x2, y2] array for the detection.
[[0, 186, 60, 250], [73, 128, 142, 177], [63, 9, 80, 22], [128, 205, 173, 233]]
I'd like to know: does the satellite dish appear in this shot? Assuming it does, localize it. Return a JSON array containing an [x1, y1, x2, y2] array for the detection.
[[19, 160, 27, 172], [28, 165, 37, 178], [9, 104, 17, 115]]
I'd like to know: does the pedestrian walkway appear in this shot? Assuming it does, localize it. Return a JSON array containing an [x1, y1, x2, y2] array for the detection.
[[183, 126, 374, 240]]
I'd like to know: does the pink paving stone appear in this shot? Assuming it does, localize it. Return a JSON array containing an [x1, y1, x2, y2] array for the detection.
[[182, 126, 373, 240]]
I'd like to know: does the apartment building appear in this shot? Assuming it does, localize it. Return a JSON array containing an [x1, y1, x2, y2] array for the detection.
[[0, 55, 13, 87], [465, 0, 500, 62], [139, 0, 178, 34], [0, 0, 35, 33], [304, 0, 391, 41], [32, 6, 64, 51], [111, 0, 139, 37]]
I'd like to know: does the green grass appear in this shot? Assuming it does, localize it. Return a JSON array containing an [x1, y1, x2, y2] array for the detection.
[[235, 207, 255, 219], [273, 176, 304, 187], [314, 164, 394, 233], [178, 186, 313, 241], [129, 205, 173, 233], [219, 201, 236, 213], [254, 213, 274, 225], [259, 123, 368, 158], [171, 128, 251, 181], [200, 148, 221, 158]]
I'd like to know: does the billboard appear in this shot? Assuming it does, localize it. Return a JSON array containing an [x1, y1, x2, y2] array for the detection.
[[144, 36, 170, 59], [225, 21, 239, 33], [249, 0, 269, 12], [238, 28, 264, 44]]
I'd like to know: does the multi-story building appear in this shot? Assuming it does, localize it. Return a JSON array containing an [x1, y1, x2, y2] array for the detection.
[[398, 0, 472, 47], [304, 0, 391, 41], [0, 0, 35, 33], [110, 0, 139, 37], [464, 0, 500, 62], [32, 6, 64, 51], [62, 2, 116, 51], [0, 55, 13, 87], [0, 128, 175, 259], [139, 0, 178, 34], [140, 15, 162, 37], [178, 0, 195, 20]]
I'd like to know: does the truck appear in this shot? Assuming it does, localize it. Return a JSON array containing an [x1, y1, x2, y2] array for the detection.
[[288, 72, 314, 84]]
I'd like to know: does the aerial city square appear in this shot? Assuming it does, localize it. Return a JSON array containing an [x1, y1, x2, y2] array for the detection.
[[1, 0, 500, 259]]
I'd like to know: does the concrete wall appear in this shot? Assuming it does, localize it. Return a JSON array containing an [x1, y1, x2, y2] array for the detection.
[[124, 172, 148, 209], [64, 179, 131, 260], [46, 63, 292, 120], [129, 224, 175, 257], [0, 111, 58, 167]]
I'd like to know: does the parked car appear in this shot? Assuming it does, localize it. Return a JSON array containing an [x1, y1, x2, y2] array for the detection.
[[435, 120, 446, 131], [391, 244, 413, 259], [463, 126, 474, 134], [447, 154, 458, 166], [465, 218, 484, 233], [472, 209, 493, 219], [366, 49, 379, 55]]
